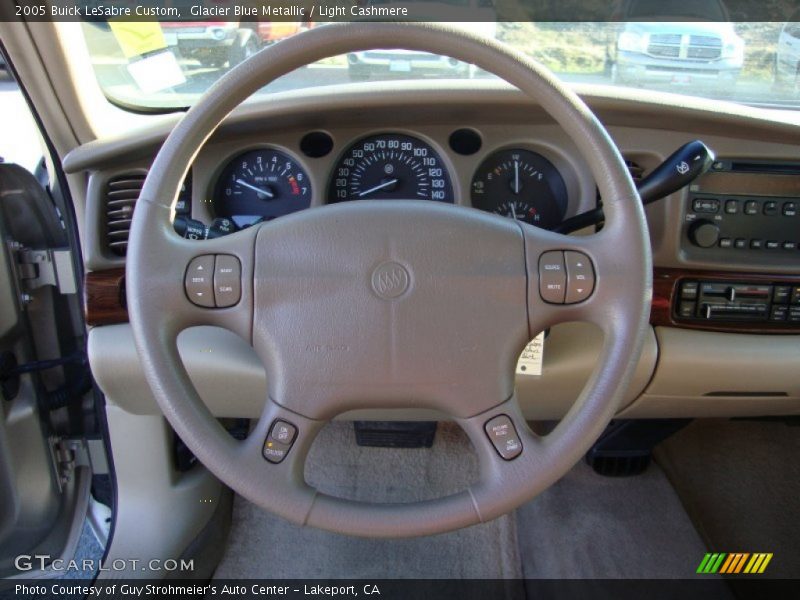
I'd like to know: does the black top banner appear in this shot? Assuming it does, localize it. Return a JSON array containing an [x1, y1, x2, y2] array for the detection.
[[2, 0, 800, 23]]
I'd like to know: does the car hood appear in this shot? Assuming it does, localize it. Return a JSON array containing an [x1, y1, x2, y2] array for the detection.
[[623, 22, 737, 37]]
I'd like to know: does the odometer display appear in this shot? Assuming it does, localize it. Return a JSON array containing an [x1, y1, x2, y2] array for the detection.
[[328, 134, 453, 203]]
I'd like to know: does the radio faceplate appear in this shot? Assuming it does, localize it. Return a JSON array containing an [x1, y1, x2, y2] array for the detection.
[[681, 160, 800, 268], [652, 268, 800, 334], [684, 194, 798, 252], [676, 280, 799, 324]]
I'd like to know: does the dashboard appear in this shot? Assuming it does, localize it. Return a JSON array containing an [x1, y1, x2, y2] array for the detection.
[[65, 84, 800, 421]]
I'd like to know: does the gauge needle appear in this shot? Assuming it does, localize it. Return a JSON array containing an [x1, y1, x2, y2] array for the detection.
[[510, 203, 518, 220], [513, 160, 520, 195], [358, 178, 399, 198], [236, 179, 274, 199]]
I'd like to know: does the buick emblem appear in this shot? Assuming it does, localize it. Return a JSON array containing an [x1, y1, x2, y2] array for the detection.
[[371, 262, 410, 299]]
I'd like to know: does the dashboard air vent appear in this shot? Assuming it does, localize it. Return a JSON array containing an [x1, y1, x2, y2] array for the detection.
[[105, 174, 146, 256], [625, 159, 645, 185]]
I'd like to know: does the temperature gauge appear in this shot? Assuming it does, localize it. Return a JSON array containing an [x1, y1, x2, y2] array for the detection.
[[471, 149, 568, 229]]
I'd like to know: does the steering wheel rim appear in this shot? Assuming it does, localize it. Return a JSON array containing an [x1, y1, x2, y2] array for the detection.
[[126, 22, 652, 538]]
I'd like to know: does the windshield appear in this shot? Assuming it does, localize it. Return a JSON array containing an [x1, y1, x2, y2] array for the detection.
[[78, 19, 797, 110]]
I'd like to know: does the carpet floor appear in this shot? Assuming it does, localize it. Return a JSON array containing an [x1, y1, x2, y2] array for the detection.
[[214, 421, 722, 584]]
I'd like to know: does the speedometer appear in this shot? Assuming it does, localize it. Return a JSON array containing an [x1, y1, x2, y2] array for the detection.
[[328, 134, 453, 203]]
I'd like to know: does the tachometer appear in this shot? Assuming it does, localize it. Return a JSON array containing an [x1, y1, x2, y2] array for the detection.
[[328, 134, 453, 203], [471, 149, 568, 229], [215, 148, 311, 227]]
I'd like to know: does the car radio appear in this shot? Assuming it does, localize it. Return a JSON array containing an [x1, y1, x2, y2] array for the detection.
[[676, 280, 800, 324], [682, 160, 800, 265]]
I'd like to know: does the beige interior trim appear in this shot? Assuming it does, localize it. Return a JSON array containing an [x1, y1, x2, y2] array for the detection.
[[89, 322, 657, 420], [620, 327, 800, 418]]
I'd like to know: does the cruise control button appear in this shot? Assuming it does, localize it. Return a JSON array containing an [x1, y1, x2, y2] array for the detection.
[[269, 420, 297, 446], [484, 414, 523, 460], [539, 251, 566, 304], [214, 254, 242, 308], [262, 440, 292, 464], [564, 251, 595, 304], [185, 255, 215, 307], [263, 419, 298, 464]]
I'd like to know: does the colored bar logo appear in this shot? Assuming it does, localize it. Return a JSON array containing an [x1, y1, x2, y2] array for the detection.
[[697, 553, 773, 574]]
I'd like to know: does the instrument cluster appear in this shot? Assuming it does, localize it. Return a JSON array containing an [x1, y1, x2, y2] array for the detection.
[[175, 130, 572, 239]]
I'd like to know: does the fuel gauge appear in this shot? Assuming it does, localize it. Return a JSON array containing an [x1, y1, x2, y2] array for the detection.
[[471, 149, 568, 230]]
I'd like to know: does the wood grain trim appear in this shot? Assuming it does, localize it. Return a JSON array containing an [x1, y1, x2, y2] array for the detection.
[[84, 268, 127, 327], [84, 265, 800, 333], [652, 267, 800, 334]]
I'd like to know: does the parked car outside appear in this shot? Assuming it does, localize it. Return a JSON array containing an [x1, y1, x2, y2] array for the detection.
[[347, 0, 496, 80], [607, 0, 744, 93], [159, 15, 311, 70]]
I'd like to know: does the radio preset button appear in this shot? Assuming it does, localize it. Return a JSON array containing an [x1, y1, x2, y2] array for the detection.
[[693, 198, 719, 213]]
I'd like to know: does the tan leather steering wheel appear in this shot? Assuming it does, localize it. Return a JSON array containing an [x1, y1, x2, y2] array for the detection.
[[126, 22, 652, 537]]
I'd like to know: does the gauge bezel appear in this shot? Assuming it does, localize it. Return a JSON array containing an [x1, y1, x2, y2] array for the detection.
[[326, 130, 459, 205], [209, 145, 315, 223], [468, 142, 581, 226]]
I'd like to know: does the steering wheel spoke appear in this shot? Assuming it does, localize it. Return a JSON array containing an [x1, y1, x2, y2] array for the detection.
[[236, 398, 325, 525], [127, 204, 259, 342], [522, 221, 646, 336]]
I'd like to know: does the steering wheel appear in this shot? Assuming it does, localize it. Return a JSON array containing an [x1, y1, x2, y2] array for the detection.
[[127, 22, 651, 538]]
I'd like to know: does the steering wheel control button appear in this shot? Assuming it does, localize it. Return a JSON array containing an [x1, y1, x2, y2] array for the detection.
[[564, 251, 595, 304], [185, 255, 215, 307], [538, 251, 566, 304], [484, 415, 523, 460], [213, 254, 241, 308], [263, 420, 298, 464]]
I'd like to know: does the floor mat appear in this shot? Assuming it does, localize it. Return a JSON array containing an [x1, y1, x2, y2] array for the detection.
[[214, 422, 521, 579], [655, 418, 800, 579], [214, 421, 719, 584], [516, 460, 710, 579]]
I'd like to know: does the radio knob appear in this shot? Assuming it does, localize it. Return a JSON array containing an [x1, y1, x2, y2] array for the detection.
[[689, 220, 720, 248]]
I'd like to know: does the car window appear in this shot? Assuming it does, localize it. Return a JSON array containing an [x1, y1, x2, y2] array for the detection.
[[75, 18, 797, 111]]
